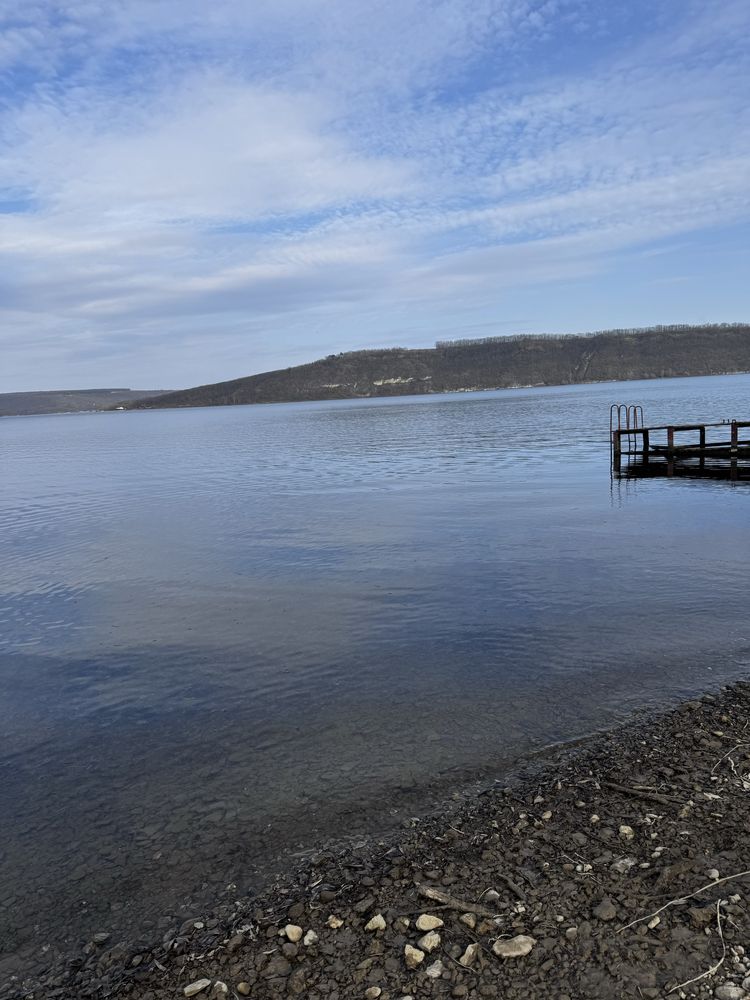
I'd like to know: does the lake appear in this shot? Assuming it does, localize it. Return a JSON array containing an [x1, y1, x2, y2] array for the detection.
[[1, 373, 749, 980]]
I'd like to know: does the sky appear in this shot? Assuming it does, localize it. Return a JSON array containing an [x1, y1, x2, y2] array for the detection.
[[0, 0, 748, 391]]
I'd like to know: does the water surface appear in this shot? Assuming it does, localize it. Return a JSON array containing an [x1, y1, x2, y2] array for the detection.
[[1, 374, 749, 978]]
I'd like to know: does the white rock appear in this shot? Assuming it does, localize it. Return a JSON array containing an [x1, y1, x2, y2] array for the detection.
[[742, 976, 750, 991], [417, 931, 441, 953], [404, 944, 425, 969], [590, 814, 600, 824], [484, 889, 501, 904], [184, 982, 211, 998], [303, 929, 319, 946], [619, 825, 635, 841], [492, 935, 536, 959], [211, 983, 228, 999], [647, 916, 661, 930], [541, 810, 552, 821], [611, 857, 637, 875], [459, 912, 476, 929], [364, 989, 382, 1000], [708, 868, 721, 880], [714, 985, 746, 1000], [365, 914, 386, 932], [416, 914, 444, 931], [284, 924, 303, 942], [327, 914, 343, 929], [459, 943, 480, 967], [425, 960, 444, 979]]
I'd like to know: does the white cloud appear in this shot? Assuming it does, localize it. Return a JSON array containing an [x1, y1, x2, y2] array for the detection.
[[0, 0, 749, 389]]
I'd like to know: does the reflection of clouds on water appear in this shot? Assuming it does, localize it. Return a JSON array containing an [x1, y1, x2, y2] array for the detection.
[[1, 375, 749, 967]]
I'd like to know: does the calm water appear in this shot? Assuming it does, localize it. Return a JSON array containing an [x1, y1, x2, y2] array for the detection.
[[1, 374, 749, 979]]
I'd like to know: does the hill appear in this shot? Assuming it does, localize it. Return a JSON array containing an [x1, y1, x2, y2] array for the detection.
[[126, 323, 750, 411], [0, 388, 166, 418]]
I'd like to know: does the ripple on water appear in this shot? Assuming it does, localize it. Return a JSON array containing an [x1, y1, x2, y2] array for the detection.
[[1, 374, 749, 972]]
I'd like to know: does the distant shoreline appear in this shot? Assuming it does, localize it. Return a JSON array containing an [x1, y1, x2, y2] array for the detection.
[[124, 324, 750, 413], [5, 366, 750, 419]]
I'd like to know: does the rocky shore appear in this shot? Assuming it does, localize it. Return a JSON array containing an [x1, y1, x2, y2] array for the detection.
[[7, 681, 750, 1000]]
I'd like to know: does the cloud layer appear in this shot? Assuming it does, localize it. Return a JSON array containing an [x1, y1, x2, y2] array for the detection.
[[1, 0, 748, 389]]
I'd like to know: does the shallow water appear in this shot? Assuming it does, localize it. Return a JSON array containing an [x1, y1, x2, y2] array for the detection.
[[1, 374, 749, 975]]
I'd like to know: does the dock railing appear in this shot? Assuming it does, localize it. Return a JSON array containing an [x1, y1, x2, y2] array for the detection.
[[611, 418, 750, 481]]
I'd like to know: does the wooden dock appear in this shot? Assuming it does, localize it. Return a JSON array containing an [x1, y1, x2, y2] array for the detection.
[[610, 407, 750, 481]]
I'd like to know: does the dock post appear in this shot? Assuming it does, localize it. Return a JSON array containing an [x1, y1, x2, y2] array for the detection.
[[612, 429, 621, 475], [731, 420, 738, 481], [667, 426, 675, 477], [642, 429, 649, 466], [699, 425, 706, 470]]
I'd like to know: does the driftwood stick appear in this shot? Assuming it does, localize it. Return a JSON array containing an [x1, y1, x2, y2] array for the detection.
[[600, 780, 677, 806], [416, 884, 497, 918]]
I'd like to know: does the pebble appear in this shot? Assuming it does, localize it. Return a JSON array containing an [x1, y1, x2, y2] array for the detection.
[[211, 983, 228, 999], [303, 929, 319, 946], [459, 943, 480, 967], [416, 914, 444, 931], [236, 986, 251, 997], [327, 915, 343, 929], [365, 989, 382, 1000], [492, 935, 536, 958], [619, 825, 636, 841], [405, 944, 425, 969], [365, 914, 386, 932], [92, 932, 110, 945], [611, 857, 637, 875], [593, 898, 618, 921], [284, 924, 303, 942], [184, 981, 211, 998], [714, 986, 746, 1000], [417, 930, 441, 952], [425, 959, 444, 978]]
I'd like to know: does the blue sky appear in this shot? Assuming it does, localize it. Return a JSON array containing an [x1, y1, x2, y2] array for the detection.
[[0, 0, 748, 391]]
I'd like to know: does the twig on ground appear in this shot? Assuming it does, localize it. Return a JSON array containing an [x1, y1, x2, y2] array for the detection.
[[600, 780, 678, 806], [496, 872, 527, 901], [618, 870, 750, 933], [667, 900, 726, 994], [711, 742, 750, 774], [416, 884, 497, 918]]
